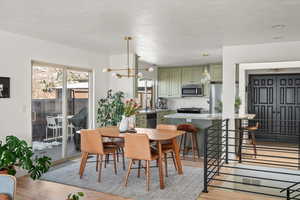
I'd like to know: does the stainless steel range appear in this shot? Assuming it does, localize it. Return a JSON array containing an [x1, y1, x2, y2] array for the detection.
[[177, 107, 202, 114]]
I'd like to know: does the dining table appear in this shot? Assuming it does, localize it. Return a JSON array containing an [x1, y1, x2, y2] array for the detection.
[[97, 127, 185, 190]]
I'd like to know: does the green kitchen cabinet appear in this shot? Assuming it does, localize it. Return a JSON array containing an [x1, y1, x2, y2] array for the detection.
[[210, 64, 222, 82], [168, 68, 181, 97], [157, 110, 176, 125], [181, 67, 204, 85], [136, 113, 147, 128], [158, 68, 181, 98], [158, 69, 169, 98]]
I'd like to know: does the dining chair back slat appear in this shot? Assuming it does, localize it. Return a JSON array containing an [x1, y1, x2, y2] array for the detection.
[[80, 129, 104, 155], [124, 134, 152, 161]]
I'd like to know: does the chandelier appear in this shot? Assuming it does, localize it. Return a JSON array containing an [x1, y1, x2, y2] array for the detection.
[[102, 36, 154, 78]]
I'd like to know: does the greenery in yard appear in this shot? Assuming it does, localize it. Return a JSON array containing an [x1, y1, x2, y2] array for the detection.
[[0, 136, 52, 180], [97, 89, 125, 127]]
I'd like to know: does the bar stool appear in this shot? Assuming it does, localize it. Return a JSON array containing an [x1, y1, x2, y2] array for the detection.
[[177, 124, 200, 160], [244, 122, 259, 158]]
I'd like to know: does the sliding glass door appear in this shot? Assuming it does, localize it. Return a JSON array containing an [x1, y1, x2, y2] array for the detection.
[[31, 62, 91, 162], [66, 69, 89, 157]]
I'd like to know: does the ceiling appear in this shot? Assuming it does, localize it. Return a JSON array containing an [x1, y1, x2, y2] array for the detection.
[[0, 0, 300, 66]]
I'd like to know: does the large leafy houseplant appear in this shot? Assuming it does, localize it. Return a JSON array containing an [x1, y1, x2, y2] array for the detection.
[[97, 89, 125, 127], [0, 136, 51, 180], [66, 192, 84, 200]]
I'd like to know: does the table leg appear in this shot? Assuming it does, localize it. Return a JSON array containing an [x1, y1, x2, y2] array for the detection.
[[157, 141, 165, 189], [172, 138, 183, 174]]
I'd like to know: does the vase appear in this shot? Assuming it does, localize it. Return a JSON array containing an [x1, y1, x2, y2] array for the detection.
[[119, 115, 129, 132], [128, 115, 136, 130]]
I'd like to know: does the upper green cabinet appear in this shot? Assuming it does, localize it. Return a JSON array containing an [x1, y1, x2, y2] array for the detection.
[[158, 64, 222, 98], [158, 68, 181, 98], [209, 64, 222, 82], [182, 67, 204, 85]]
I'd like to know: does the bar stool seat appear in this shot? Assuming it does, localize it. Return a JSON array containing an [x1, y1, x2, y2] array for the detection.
[[177, 124, 200, 161]]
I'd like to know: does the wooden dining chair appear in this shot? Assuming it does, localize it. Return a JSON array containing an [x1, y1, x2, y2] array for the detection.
[[96, 126, 125, 170], [79, 129, 118, 182], [156, 124, 178, 177], [124, 134, 160, 191]]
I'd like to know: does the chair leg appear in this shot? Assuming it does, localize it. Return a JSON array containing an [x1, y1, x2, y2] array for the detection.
[[164, 153, 168, 177], [96, 154, 99, 172], [122, 148, 126, 170], [179, 135, 184, 153], [113, 152, 117, 175], [171, 152, 177, 171], [124, 159, 133, 187], [190, 133, 196, 161], [194, 133, 200, 159], [182, 133, 187, 158], [146, 160, 150, 191], [98, 155, 103, 182], [251, 132, 257, 158], [79, 152, 88, 178], [137, 160, 141, 178], [117, 148, 120, 162]]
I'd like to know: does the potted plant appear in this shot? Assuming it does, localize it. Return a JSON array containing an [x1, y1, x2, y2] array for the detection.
[[119, 99, 140, 132], [97, 89, 125, 127], [0, 135, 51, 180], [235, 96, 242, 113], [214, 97, 242, 114], [66, 192, 84, 200]]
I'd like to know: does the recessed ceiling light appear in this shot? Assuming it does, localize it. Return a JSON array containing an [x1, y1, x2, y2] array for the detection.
[[202, 53, 209, 57], [272, 36, 284, 40], [272, 24, 286, 29]]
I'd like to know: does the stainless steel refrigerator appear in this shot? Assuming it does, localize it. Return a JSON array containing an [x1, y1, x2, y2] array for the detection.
[[209, 82, 239, 114], [209, 83, 223, 114]]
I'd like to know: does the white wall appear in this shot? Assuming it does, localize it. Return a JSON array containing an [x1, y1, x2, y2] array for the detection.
[[0, 30, 109, 143]]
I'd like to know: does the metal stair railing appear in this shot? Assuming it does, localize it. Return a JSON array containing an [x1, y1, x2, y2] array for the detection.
[[280, 182, 300, 200]]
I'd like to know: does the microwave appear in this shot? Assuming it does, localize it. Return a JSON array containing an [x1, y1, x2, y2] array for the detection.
[[181, 84, 204, 97]]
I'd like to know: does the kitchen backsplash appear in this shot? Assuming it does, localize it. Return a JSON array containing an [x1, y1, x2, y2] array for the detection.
[[167, 97, 210, 111]]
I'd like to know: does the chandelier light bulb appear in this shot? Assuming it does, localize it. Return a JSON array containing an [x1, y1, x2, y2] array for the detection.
[[112, 72, 121, 79], [102, 68, 111, 72], [138, 72, 144, 78]]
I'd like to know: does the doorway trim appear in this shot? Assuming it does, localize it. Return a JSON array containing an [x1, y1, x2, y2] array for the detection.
[[238, 61, 300, 114]]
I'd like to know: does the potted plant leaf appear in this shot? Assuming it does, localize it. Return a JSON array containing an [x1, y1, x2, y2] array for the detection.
[[0, 135, 51, 180], [66, 192, 84, 200]]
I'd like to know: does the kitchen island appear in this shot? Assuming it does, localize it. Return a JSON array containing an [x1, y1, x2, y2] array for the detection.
[[164, 113, 256, 157]]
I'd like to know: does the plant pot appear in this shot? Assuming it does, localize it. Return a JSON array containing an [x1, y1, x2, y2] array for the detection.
[[119, 115, 129, 132], [0, 169, 9, 175], [0, 194, 10, 200]]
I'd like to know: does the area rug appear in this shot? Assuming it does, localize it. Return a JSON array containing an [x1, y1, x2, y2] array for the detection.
[[41, 157, 203, 200]]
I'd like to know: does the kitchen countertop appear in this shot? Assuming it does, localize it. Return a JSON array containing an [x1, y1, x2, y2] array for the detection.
[[138, 109, 171, 114], [164, 113, 256, 120]]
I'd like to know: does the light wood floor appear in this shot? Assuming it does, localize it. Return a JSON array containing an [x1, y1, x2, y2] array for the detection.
[[16, 176, 131, 200], [16, 149, 294, 200]]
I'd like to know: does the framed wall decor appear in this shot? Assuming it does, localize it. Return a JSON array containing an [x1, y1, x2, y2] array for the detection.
[[0, 77, 10, 98]]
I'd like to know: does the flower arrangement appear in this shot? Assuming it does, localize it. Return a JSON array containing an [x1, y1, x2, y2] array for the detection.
[[123, 99, 140, 117]]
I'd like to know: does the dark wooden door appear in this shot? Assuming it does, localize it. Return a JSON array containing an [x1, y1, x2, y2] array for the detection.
[[248, 74, 300, 142]]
